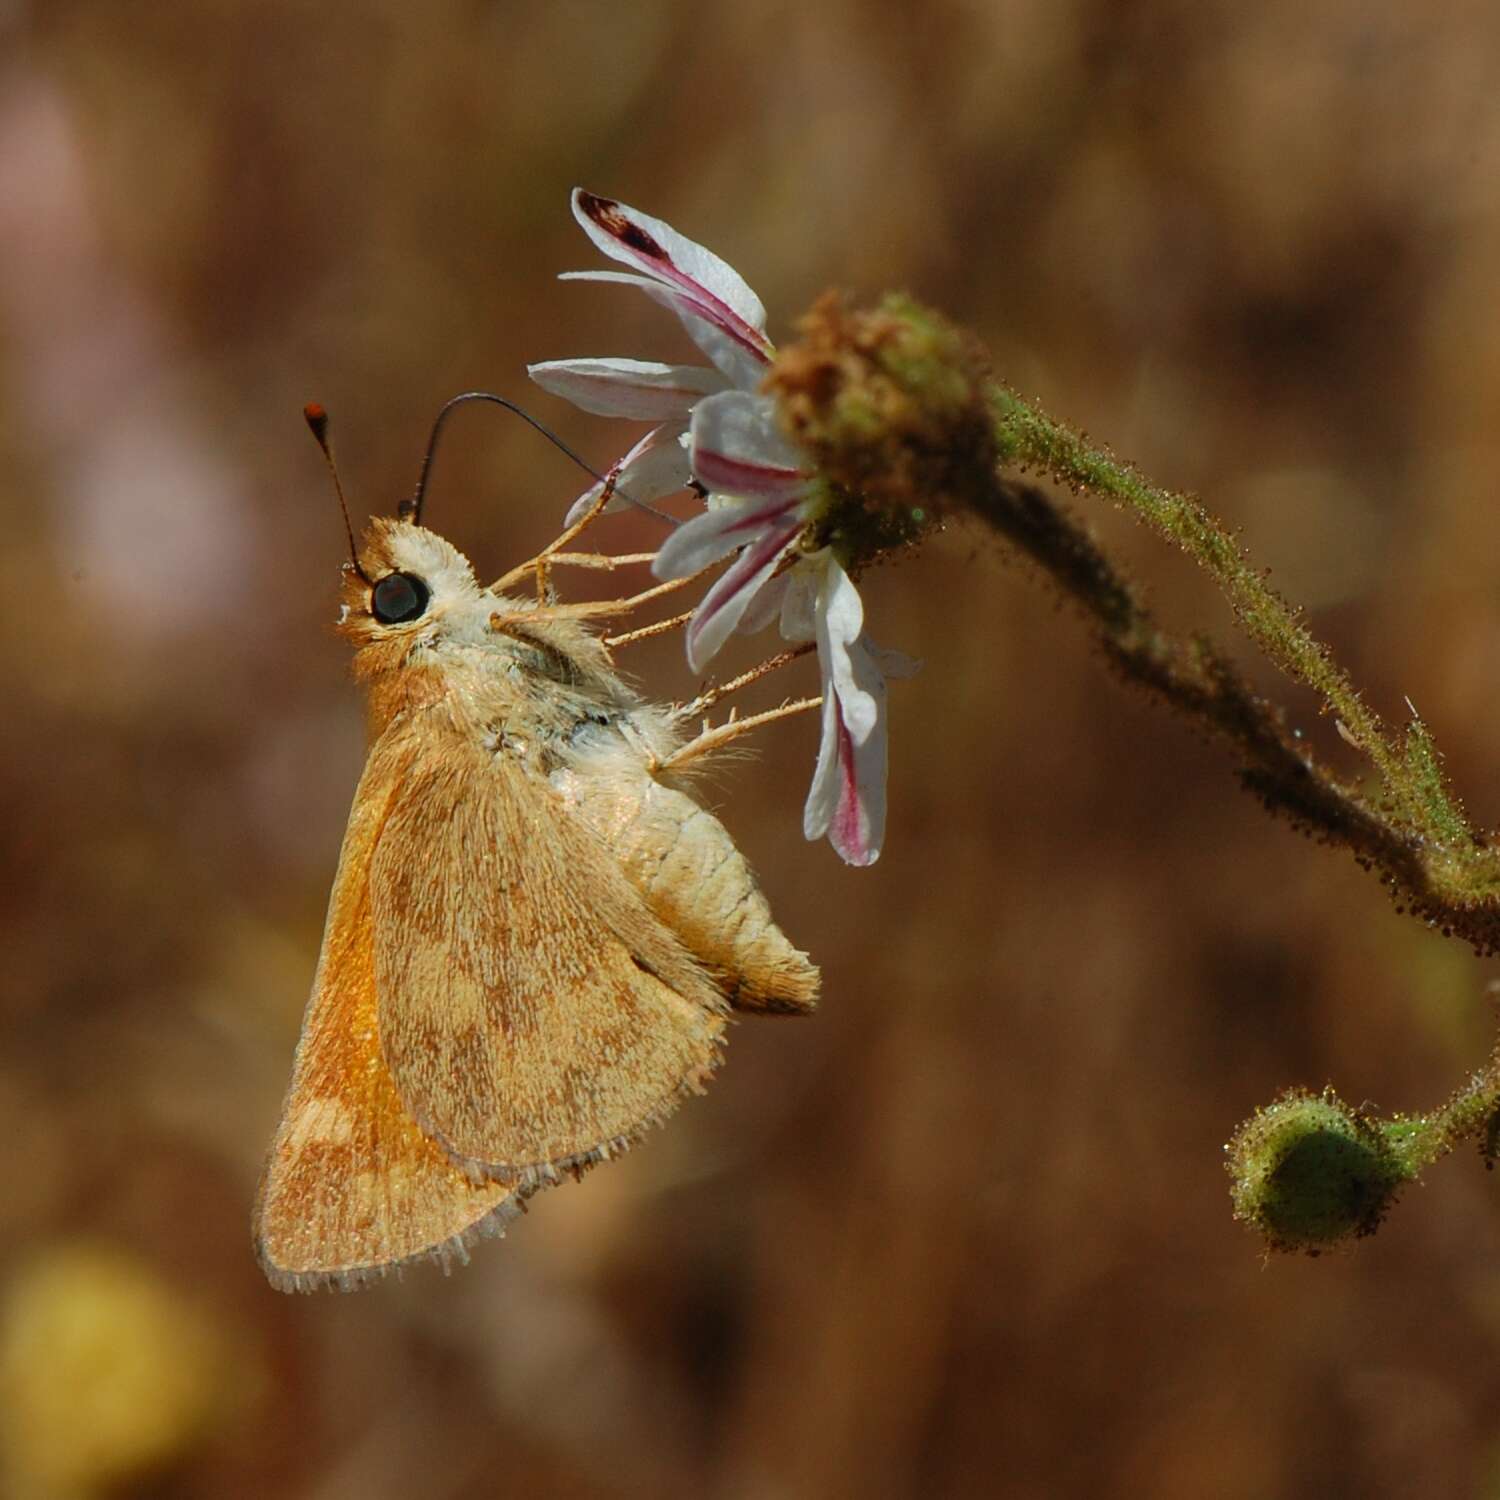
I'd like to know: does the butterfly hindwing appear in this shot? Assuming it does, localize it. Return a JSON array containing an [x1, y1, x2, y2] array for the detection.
[[370, 712, 728, 1180]]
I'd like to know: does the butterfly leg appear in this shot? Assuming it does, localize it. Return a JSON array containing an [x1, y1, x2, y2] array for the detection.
[[671, 645, 815, 718], [490, 471, 621, 596], [602, 609, 695, 648], [655, 695, 822, 774]]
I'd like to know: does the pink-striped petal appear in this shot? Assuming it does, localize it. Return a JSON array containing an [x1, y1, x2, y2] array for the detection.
[[528, 357, 722, 420], [661, 289, 772, 389], [803, 637, 888, 866], [652, 490, 804, 580], [690, 390, 805, 499], [562, 423, 691, 525], [813, 558, 877, 742], [571, 189, 769, 340], [561, 271, 771, 388], [683, 513, 803, 672], [736, 571, 790, 635]]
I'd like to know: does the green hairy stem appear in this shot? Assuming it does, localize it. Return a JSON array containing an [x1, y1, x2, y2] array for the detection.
[[770, 292, 1500, 1252]]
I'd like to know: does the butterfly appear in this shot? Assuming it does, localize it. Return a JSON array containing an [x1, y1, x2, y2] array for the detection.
[[254, 458, 818, 1292]]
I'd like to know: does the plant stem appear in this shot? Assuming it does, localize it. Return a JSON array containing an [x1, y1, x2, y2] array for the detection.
[[1382, 1055, 1500, 1176], [987, 385, 1466, 843]]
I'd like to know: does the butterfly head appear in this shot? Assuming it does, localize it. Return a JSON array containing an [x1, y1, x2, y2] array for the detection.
[[338, 517, 491, 653]]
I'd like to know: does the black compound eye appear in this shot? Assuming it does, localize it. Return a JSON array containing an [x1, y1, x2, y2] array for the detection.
[[370, 571, 430, 624]]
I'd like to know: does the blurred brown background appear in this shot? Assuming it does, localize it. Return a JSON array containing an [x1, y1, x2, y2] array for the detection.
[[6, 2, 1500, 1496]]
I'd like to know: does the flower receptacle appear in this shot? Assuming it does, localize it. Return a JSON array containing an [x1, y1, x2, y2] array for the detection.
[[766, 292, 994, 569]]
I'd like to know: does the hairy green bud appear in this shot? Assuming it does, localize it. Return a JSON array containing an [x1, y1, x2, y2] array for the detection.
[[1226, 1088, 1410, 1254]]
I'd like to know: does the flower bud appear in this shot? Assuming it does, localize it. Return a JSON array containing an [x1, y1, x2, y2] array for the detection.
[[1226, 1088, 1409, 1253]]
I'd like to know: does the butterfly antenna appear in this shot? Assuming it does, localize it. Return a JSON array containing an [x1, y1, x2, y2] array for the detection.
[[304, 403, 372, 584], [403, 390, 676, 528]]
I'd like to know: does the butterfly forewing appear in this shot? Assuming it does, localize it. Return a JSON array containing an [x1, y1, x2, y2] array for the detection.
[[254, 735, 525, 1292]]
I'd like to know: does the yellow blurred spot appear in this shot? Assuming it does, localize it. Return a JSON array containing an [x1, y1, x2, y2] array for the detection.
[[0, 1243, 226, 1498]]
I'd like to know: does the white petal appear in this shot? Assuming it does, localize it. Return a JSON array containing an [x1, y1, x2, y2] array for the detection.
[[528, 358, 722, 420], [564, 483, 619, 527], [663, 290, 774, 388], [562, 425, 691, 526], [682, 514, 802, 672], [613, 426, 693, 500], [690, 390, 805, 499], [818, 554, 866, 644], [814, 559, 877, 743], [652, 491, 803, 580], [802, 642, 888, 866], [558, 269, 674, 293], [736, 571, 790, 635], [559, 270, 772, 387], [570, 188, 768, 335], [803, 693, 841, 840], [691, 389, 804, 472], [778, 568, 819, 642]]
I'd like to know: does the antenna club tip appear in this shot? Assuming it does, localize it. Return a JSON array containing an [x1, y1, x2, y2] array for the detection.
[[303, 403, 330, 443]]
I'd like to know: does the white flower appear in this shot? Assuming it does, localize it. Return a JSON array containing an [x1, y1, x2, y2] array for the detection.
[[531, 189, 909, 865], [527, 188, 775, 524]]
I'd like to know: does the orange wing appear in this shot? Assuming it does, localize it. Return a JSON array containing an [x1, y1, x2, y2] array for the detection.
[[370, 717, 727, 1179], [254, 731, 525, 1293]]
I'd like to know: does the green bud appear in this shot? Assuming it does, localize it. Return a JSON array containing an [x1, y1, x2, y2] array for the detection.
[[1226, 1088, 1410, 1254]]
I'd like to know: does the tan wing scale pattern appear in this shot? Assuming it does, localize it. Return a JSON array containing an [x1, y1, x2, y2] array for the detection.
[[371, 715, 727, 1178], [254, 735, 524, 1292]]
